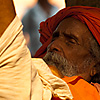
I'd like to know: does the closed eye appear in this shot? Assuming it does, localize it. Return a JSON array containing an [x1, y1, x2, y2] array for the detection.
[[69, 39, 76, 44], [63, 32, 79, 45]]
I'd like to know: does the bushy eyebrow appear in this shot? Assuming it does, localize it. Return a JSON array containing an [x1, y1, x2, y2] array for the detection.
[[63, 32, 78, 41]]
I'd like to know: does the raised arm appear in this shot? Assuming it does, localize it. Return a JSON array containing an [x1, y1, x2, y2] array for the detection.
[[0, 0, 16, 37]]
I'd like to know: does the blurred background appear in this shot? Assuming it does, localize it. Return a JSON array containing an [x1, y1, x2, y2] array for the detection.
[[13, 0, 65, 19], [13, 0, 66, 57], [13, 0, 100, 57], [14, 0, 100, 19]]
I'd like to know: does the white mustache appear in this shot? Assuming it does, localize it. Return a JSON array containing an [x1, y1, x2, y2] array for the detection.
[[43, 52, 68, 66]]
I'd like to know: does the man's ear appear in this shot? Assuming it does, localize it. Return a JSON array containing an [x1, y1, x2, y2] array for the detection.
[[90, 62, 100, 77], [90, 66, 97, 77], [90, 62, 100, 83]]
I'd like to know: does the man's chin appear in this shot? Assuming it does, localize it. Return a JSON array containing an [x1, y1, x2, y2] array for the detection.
[[43, 52, 70, 76]]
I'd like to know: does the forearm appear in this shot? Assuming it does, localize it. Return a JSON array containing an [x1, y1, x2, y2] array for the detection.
[[0, 0, 16, 37]]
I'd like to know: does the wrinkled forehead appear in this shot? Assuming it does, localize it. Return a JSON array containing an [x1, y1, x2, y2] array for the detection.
[[56, 17, 89, 32], [54, 17, 91, 38]]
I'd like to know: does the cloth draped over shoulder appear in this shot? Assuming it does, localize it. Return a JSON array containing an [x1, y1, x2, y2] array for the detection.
[[0, 16, 73, 100], [34, 6, 100, 58]]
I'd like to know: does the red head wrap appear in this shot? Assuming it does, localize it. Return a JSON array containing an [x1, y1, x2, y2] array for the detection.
[[34, 6, 100, 58]]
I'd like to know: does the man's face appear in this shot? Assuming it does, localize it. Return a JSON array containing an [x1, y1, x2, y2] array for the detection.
[[43, 17, 95, 81]]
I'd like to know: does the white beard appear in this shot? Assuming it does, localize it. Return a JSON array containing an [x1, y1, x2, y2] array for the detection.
[[43, 52, 78, 77]]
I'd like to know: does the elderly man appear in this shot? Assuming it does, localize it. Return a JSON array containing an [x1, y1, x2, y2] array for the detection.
[[0, 0, 100, 100], [34, 6, 100, 99], [0, 0, 73, 100]]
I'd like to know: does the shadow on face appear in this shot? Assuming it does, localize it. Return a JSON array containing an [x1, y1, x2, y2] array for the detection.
[[43, 17, 96, 82]]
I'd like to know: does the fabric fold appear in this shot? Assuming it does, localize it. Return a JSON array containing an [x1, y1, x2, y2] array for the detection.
[[32, 58, 73, 100]]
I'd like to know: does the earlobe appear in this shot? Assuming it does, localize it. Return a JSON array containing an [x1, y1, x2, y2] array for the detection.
[[90, 67, 97, 77]]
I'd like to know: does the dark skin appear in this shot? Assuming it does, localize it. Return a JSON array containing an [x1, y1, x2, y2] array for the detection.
[[0, 0, 16, 37], [44, 17, 100, 94], [44, 17, 97, 82], [0, 0, 100, 96]]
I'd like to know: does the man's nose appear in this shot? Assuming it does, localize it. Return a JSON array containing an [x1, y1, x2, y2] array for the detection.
[[47, 40, 62, 54]]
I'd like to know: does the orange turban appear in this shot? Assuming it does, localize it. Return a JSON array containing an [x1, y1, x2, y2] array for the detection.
[[34, 6, 100, 58]]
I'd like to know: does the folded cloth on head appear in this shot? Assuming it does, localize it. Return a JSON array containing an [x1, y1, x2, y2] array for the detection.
[[34, 6, 100, 58]]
